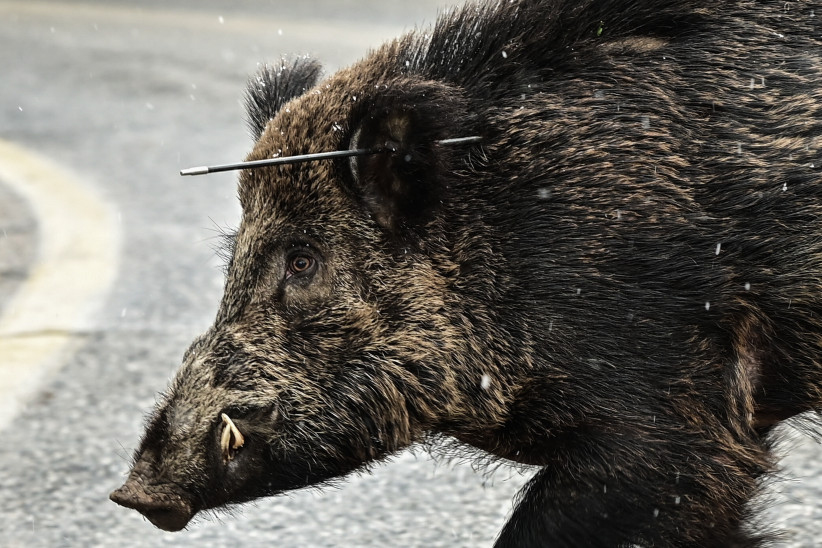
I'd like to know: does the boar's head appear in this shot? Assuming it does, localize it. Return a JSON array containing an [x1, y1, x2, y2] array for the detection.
[[111, 55, 510, 530]]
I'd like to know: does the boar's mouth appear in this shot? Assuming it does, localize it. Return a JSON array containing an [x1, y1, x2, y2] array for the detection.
[[110, 478, 198, 532]]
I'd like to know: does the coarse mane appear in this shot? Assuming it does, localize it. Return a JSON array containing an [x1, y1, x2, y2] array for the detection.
[[393, 0, 712, 99]]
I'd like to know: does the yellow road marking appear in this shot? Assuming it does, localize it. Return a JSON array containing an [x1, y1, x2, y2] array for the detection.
[[0, 139, 120, 429]]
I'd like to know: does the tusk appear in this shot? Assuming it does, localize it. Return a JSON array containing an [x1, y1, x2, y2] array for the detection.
[[220, 417, 232, 458], [220, 413, 245, 462]]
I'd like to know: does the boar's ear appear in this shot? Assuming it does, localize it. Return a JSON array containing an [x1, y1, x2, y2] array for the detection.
[[349, 88, 470, 233], [245, 58, 323, 139]]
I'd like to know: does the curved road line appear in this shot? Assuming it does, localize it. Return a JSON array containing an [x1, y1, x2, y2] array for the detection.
[[0, 139, 121, 430]]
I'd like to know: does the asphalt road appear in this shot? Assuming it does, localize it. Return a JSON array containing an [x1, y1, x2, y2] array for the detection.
[[0, 1, 821, 547]]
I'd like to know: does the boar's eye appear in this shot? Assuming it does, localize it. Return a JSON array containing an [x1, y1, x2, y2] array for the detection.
[[286, 253, 316, 279]]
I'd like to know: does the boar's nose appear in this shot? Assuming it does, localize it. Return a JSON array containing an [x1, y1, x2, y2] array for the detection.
[[110, 480, 196, 532]]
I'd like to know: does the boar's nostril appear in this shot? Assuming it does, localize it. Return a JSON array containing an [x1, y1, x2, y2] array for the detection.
[[220, 413, 245, 463], [110, 482, 196, 532]]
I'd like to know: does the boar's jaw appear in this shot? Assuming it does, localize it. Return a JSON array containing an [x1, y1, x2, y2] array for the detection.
[[109, 454, 199, 532]]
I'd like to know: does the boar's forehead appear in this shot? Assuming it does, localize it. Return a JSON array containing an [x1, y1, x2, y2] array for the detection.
[[238, 78, 361, 217], [236, 57, 426, 225], [238, 160, 355, 233]]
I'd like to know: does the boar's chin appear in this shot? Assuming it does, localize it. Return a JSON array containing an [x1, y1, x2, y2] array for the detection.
[[110, 478, 199, 532]]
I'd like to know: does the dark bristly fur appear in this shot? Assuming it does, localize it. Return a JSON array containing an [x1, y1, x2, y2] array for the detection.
[[111, 0, 821, 545], [243, 57, 323, 139]]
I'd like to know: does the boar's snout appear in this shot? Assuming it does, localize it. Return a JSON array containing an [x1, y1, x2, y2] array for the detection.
[[110, 461, 198, 532], [110, 482, 195, 532]]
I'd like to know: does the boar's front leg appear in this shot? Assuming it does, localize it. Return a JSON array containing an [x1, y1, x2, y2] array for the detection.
[[495, 429, 772, 548]]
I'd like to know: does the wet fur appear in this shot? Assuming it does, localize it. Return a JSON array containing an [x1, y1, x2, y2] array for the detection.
[[114, 0, 822, 545]]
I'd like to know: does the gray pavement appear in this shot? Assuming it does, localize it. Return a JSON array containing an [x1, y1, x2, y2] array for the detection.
[[0, 1, 821, 547]]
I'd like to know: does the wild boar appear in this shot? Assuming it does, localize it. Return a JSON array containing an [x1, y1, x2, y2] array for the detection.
[[110, 0, 822, 545]]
